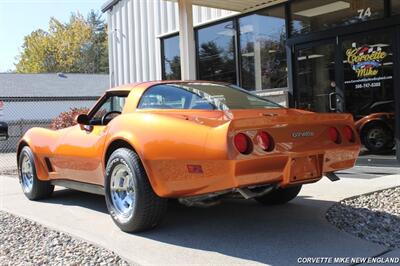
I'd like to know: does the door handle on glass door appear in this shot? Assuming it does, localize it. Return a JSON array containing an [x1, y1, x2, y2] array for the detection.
[[328, 92, 337, 111]]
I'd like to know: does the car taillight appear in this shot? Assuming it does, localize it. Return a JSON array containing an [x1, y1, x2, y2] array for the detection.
[[328, 127, 340, 144], [257, 131, 273, 151], [234, 133, 252, 154], [343, 126, 355, 142]]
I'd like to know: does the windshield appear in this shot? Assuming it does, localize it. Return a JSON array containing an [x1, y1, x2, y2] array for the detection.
[[138, 82, 282, 110]]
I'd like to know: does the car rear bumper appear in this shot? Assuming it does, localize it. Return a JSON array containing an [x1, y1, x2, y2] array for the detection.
[[147, 145, 360, 198]]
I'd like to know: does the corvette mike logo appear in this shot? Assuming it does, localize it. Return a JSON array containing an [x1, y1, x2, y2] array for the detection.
[[292, 131, 315, 138], [346, 45, 387, 78]]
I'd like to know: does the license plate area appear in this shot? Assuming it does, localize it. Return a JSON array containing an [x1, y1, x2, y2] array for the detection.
[[289, 155, 322, 183]]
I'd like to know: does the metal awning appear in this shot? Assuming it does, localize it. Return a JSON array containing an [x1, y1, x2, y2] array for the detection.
[[165, 0, 287, 12], [102, 0, 287, 13]]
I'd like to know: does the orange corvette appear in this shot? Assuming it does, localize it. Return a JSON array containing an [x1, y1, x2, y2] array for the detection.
[[17, 81, 360, 232]]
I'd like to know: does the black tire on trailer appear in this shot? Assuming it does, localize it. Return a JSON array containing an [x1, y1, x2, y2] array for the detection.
[[255, 185, 302, 205], [18, 146, 54, 200], [104, 148, 168, 233]]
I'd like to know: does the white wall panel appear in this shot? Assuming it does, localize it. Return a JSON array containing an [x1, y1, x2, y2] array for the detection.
[[121, 0, 130, 84], [107, 0, 235, 87], [127, 0, 136, 83], [106, 13, 114, 87]]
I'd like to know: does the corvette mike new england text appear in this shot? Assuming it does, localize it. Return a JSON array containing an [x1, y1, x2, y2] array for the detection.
[[297, 256, 400, 264]]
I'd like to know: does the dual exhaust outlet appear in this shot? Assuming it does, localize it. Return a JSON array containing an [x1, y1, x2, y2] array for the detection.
[[178, 172, 340, 208]]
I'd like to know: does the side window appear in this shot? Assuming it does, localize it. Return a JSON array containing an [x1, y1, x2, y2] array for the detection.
[[91, 95, 127, 124], [137, 85, 215, 110]]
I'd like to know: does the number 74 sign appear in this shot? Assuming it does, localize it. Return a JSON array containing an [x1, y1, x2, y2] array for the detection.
[[358, 7, 372, 19]]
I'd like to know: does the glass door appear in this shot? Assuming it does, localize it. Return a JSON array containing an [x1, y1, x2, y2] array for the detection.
[[341, 29, 396, 155], [294, 40, 343, 112]]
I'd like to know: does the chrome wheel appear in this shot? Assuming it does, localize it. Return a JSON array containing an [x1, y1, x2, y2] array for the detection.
[[110, 163, 136, 221], [20, 154, 34, 193], [366, 127, 387, 150]]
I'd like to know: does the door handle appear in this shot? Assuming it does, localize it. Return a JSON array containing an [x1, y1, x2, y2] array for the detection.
[[328, 92, 337, 111]]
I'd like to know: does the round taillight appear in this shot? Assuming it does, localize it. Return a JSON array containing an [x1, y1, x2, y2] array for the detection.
[[234, 133, 252, 154], [257, 131, 273, 151], [343, 126, 355, 142], [328, 127, 340, 144]]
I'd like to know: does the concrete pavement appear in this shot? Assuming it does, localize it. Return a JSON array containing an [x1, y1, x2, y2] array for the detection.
[[1, 172, 400, 265]]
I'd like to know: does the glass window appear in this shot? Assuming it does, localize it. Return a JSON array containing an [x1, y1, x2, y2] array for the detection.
[[138, 83, 281, 110], [295, 42, 337, 112], [197, 21, 237, 84], [392, 0, 400, 15], [239, 6, 287, 91], [342, 32, 394, 117], [342, 31, 395, 155], [291, 0, 385, 35], [90, 95, 127, 124], [162, 35, 181, 80]]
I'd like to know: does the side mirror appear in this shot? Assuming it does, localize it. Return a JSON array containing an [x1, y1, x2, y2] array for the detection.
[[0, 122, 8, 141], [76, 114, 90, 125]]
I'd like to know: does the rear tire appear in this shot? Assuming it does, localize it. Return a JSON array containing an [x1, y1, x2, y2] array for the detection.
[[255, 185, 302, 205], [104, 148, 168, 233], [361, 123, 393, 153], [18, 146, 54, 200]]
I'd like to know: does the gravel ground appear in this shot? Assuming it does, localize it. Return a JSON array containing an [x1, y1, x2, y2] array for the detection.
[[327, 186, 400, 248], [0, 211, 131, 266]]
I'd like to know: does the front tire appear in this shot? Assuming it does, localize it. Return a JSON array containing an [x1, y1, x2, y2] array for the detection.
[[255, 185, 302, 205], [18, 146, 54, 200], [104, 148, 168, 233]]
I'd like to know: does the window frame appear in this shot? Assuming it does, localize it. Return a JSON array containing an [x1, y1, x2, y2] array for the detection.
[[237, 6, 288, 91], [159, 2, 289, 89], [87, 91, 130, 125], [160, 34, 181, 80], [290, 0, 387, 37], [195, 19, 238, 84], [136, 83, 283, 110], [136, 84, 217, 110]]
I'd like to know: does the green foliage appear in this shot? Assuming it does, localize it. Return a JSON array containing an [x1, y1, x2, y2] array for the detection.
[[16, 10, 108, 74]]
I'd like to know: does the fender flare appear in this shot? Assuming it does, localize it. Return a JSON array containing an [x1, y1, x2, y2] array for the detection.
[[16, 136, 50, 181], [103, 133, 163, 197]]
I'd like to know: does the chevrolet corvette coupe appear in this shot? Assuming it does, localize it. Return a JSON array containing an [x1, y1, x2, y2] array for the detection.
[[18, 81, 360, 232]]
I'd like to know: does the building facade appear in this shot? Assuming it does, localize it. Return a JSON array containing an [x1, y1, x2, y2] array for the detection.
[[103, 0, 236, 86], [103, 0, 400, 162]]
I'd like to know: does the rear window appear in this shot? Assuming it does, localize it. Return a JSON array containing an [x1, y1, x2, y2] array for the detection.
[[137, 83, 282, 110]]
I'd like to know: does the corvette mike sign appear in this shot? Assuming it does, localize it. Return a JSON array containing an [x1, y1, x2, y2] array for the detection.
[[346, 45, 387, 78], [344, 43, 393, 90]]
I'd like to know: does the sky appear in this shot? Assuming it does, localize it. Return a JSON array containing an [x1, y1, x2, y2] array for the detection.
[[0, 0, 106, 72]]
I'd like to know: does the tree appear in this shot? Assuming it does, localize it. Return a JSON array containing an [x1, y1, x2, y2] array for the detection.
[[76, 11, 109, 73], [15, 10, 108, 73]]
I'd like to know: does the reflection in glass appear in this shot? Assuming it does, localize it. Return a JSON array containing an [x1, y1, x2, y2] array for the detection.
[[197, 21, 237, 84], [291, 0, 385, 35], [162, 35, 181, 80], [342, 32, 395, 154], [392, 0, 400, 15], [296, 42, 336, 112], [239, 6, 287, 91]]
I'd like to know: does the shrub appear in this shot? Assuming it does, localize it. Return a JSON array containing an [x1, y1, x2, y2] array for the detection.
[[50, 107, 90, 130]]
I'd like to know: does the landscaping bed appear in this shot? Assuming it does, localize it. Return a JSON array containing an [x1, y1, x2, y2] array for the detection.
[[326, 186, 400, 248], [0, 211, 131, 265]]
